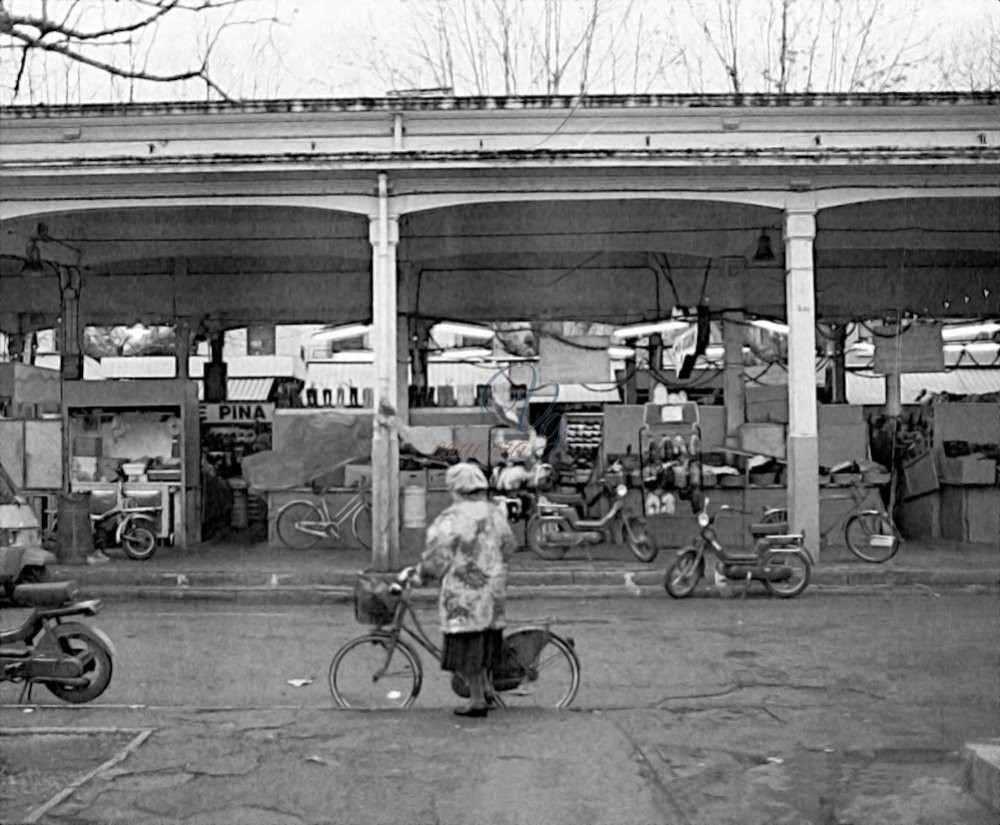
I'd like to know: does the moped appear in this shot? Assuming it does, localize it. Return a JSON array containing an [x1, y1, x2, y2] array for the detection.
[[525, 476, 657, 562], [91, 478, 161, 560], [664, 494, 812, 598], [0, 579, 116, 704]]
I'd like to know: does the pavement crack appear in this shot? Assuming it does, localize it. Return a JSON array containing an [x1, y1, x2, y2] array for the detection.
[[609, 717, 693, 825]]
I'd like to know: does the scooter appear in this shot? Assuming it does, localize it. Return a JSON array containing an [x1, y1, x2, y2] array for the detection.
[[663, 494, 812, 599], [0, 580, 116, 703], [91, 478, 161, 560], [525, 476, 657, 562]]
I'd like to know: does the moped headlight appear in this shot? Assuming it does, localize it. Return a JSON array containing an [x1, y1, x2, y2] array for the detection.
[[697, 512, 710, 528], [616, 484, 628, 498]]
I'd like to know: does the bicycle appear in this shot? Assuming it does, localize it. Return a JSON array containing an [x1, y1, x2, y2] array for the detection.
[[275, 487, 372, 550], [760, 482, 901, 563], [328, 569, 581, 710]]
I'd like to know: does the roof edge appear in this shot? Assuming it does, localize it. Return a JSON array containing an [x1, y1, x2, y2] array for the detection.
[[2, 91, 998, 120]]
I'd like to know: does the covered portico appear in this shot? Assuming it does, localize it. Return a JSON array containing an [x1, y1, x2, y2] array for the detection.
[[1, 93, 997, 567]]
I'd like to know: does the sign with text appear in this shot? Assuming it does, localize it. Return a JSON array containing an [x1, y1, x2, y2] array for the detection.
[[200, 402, 275, 425]]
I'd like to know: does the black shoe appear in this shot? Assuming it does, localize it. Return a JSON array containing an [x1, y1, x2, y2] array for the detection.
[[485, 693, 500, 709], [454, 705, 489, 718]]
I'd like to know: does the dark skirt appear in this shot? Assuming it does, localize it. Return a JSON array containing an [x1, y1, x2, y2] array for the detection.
[[441, 628, 503, 674]]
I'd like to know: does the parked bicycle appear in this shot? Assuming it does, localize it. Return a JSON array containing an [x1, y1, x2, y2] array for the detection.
[[276, 487, 372, 550], [760, 482, 900, 563], [328, 569, 581, 710]]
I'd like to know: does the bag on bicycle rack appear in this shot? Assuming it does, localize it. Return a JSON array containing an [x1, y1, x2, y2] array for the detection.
[[497, 629, 548, 686], [450, 629, 551, 697], [353, 572, 400, 626]]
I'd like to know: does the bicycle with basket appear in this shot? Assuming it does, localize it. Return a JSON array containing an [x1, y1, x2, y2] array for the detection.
[[328, 569, 581, 710]]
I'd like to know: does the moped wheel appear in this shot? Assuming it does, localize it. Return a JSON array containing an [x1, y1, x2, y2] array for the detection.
[[122, 521, 157, 560], [496, 629, 580, 709], [844, 512, 900, 563], [43, 623, 114, 704], [762, 550, 811, 598], [276, 501, 323, 550], [664, 548, 701, 598], [623, 516, 657, 563], [525, 515, 570, 560], [328, 634, 422, 709]]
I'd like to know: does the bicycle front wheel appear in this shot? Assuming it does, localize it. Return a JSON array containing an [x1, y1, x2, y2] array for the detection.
[[844, 512, 900, 563], [276, 501, 323, 550], [496, 629, 580, 709], [329, 634, 423, 709], [351, 503, 372, 550]]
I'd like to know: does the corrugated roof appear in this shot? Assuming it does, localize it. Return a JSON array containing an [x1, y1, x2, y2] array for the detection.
[[847, 370, 1000, 405]]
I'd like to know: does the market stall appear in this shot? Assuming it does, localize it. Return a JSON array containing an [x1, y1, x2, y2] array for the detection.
[[63, 379, 200, 547]]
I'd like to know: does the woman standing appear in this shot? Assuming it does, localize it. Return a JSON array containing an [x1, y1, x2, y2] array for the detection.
[[416, 461, 516, 717]]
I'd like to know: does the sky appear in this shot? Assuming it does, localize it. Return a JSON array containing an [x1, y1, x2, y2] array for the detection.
[[2, 0, 998, 103]]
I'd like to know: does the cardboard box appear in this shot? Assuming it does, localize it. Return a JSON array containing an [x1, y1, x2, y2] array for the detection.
[[740, 423, 786, 459], [344, 464, 372, 488], [898, 494, 940, 539], [818, 423, 869, 469], [818, 404, 864, 426], [400, 469, 427, 488], [900, 451, 939, 500], [939, 453, 997, 486], [940, 486, 1000, 544], [745, 385, 788, 424], [73, 436, 103, 457], [427, 468, 449, 489]]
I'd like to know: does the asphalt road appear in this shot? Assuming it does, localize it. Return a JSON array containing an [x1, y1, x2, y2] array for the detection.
[[2, 591, 996, 824]]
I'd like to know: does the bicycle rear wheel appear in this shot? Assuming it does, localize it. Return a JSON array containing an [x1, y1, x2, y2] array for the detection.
[[329, 634, 423, 709], [276, 501, 323, 550], [494, 629, 580, 709], [844, 512, 900, 563]]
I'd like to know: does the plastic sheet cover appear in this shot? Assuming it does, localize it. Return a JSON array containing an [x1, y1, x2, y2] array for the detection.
[[242, 411, 374, 492]]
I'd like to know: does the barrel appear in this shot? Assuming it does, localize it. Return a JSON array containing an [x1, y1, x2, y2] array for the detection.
[[55, 491, 95, 565]]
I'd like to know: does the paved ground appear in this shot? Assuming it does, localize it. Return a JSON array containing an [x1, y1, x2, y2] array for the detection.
[[2, 593, 997, 824], [50, 531, 999, 605]]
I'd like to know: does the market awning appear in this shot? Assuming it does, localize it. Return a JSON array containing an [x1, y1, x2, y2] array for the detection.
[[196, 377, 275, 402], [847, 370, 1000, 405], [226, 378, 275, 401], [530, 383, 622, 404]]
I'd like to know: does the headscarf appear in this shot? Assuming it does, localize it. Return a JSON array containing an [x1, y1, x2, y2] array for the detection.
[[445, 461, 489, 494]]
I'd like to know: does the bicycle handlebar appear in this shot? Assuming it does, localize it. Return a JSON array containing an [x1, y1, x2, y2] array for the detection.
[[390, 566, 420, 594]]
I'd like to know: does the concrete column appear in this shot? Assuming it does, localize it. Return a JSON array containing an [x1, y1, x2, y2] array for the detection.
[[722, 311, 745, 449], [369, 173, 400, 572], [57, 267, 83, 381], [830, 324, 847, 404], [783, 204, 821, 562]]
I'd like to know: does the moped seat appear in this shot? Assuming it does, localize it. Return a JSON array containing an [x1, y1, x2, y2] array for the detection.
[[749, 521, 789, 536], [10, 581, 80, 608], [539, 491, 585, 507]]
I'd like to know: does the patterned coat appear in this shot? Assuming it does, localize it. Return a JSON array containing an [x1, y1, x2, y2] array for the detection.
[[419, 498, 516, 635]]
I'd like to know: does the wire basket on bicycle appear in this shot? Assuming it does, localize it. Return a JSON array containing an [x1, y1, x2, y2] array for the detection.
[[353, 571, 401, 626]]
